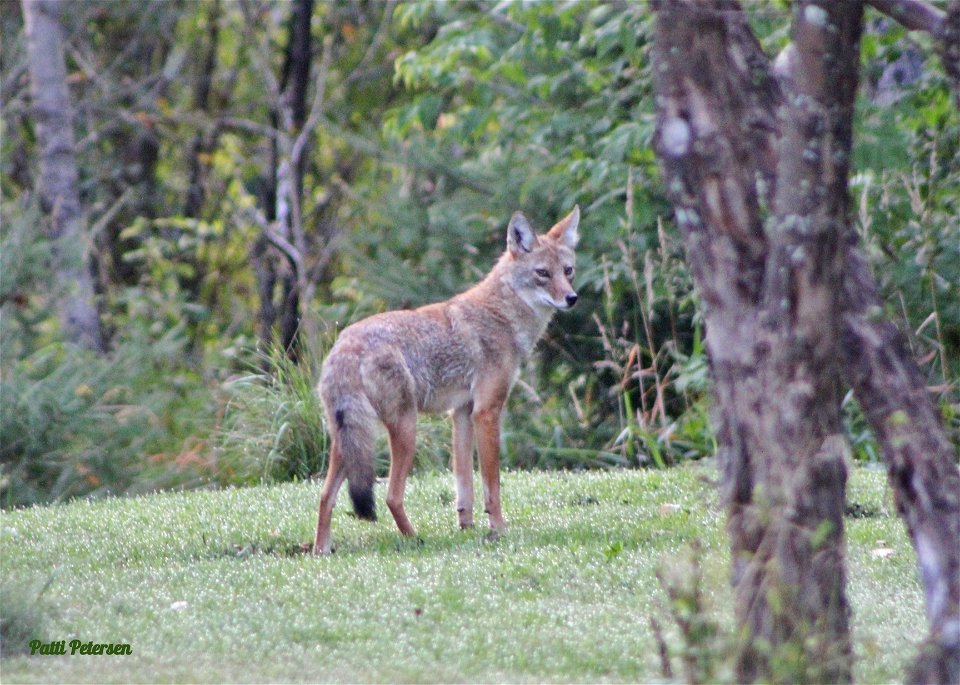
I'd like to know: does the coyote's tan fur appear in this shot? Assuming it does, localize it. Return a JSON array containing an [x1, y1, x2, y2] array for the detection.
[[313, 207, 581, 554]]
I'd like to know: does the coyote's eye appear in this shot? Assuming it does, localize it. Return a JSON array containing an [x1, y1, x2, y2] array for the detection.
[[535, 268, 550, 279], [563, 266, 574, 277]]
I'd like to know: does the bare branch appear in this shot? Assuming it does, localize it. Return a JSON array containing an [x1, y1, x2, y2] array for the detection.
[[489, 2, 527, 34], [866, 0, 960, 108], [244, 205, 302, 268], [866, 0, 945, 32], [218, 116, 279, 139], [89, 187, 134, 240], [264, 226, 302, 268], [1, 64, 28, 108], [343, 0, 398, 86]]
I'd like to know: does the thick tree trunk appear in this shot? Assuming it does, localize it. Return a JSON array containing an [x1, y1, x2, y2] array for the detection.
[[22, 0, 104, 351], [652, 0, 960, 681], [737, 5, 863, 680], [653, 1, 856, 680]]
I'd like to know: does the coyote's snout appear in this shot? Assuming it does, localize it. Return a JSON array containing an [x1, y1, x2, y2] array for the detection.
[[313, 206, 581, 554]]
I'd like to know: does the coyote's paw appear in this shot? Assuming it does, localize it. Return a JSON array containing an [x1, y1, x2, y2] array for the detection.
[[457, 508, 475, 529]]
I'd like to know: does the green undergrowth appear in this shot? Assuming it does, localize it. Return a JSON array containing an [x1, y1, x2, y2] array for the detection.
[[1, 464, 923, 683]]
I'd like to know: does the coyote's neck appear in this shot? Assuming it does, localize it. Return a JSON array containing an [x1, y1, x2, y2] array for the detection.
[[459, 254, 555, 358]]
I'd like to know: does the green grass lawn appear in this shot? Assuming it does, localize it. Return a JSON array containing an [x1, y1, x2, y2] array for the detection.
[[1, 463, 924, 683]]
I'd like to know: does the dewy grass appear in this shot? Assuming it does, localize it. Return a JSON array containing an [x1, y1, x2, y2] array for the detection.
[[0, 465, 923, 683]]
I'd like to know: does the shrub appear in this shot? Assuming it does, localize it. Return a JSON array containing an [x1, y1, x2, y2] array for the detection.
[[0, 202, 215, 507], [0, 332, 212, 508]]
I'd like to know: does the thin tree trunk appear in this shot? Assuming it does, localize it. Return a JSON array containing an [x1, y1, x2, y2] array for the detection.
[[252, 0, 313, 360], [184, 0, 221, 221], [22, 0, 104, 351], [276, 0, 313, 360]]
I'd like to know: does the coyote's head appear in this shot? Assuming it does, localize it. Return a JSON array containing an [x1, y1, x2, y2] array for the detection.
[[505, 206, 580, 311]]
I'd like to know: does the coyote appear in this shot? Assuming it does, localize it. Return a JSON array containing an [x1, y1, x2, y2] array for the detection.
[[313, 206, 580, 554]]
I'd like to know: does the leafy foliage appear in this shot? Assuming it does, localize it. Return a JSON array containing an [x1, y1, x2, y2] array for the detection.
[[852, 13, 960, 450], [355, 2, 709, 466], [0, 335, 212, 508], [0, 2, 956, 504]]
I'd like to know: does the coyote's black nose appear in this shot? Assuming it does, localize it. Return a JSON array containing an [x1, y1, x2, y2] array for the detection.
[[566, 293, 578, 307]]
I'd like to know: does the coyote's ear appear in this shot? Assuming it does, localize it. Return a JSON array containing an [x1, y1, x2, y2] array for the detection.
[[546, 205, 580, 248], [507, 211, 537, 255]]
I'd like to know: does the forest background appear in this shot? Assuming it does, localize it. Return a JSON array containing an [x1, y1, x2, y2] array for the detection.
[[1, 0, 957, 508]]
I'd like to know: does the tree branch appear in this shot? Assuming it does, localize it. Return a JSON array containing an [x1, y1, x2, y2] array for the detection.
[[343, 0, 397, 86], [865, 0, 944, 32], [866, 0, 960, 104], [244, 205, 302, 269], [89, 187, 134, 240]]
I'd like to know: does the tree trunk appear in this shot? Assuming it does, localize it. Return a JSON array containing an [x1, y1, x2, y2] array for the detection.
[[652, 0, 960, 681], [840, 246, 960, 685], [22, 0, 104, 351], [654, 1, 853, 680], [253, 0, 313, 360], [184, 0, 221, 222], [277, 0, 313, 361]]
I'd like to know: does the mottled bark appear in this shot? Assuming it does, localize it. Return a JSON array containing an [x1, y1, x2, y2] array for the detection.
[[804, 2, 960, 679], [651, 15, 774, 651], [841, 246, 960, 685], [866, 0, 945, 32], [739, 5, 863, 680], [652, 0, 958, 681], [22, 0, 104, 351], [653, 2, 858, 679]]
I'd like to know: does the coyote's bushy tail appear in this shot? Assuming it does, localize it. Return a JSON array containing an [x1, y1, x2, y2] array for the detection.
[[321, 353, 377, 521]]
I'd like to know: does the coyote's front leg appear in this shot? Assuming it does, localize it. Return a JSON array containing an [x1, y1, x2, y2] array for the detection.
[[452, 405, 475, 529], [474, 403, 507, 533]]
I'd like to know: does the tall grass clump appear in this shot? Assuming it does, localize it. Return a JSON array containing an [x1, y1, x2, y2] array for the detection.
[[215, 336, 461, 487], [0, 336, 210, 507], [216, 345, 329, 485], [576, 176, 714, 469]]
